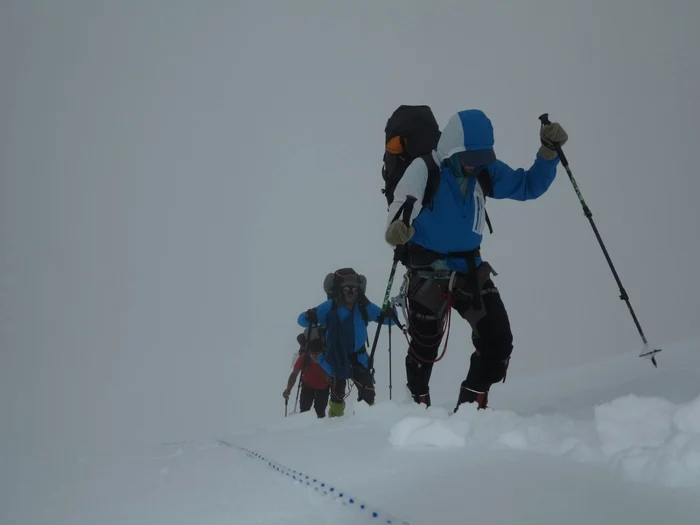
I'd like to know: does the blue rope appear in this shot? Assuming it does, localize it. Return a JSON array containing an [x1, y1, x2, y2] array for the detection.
[[218, 441, 411, 525]]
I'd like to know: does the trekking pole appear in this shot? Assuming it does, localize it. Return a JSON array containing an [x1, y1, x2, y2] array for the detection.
[[293, 371, 303, 413], [293, 322, 317, 413], [539, 113, 661, 367], [388, 319, 393, 400], [285, 398, 288, 417], [360, 196, 417, 401]]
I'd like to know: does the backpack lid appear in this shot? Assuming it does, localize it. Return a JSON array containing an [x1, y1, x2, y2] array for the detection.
[[384, 105, 441, 157]]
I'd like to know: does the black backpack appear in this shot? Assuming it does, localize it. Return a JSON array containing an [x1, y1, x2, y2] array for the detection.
[[298, 326, 325, 355], [382, 105, 441, 209], [382, 105, 494, 232]]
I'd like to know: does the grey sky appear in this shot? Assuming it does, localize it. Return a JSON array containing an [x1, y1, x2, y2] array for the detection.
[[1, 0, 699, 459]]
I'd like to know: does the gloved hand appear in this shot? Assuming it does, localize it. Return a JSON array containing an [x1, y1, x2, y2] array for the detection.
[[538, 122, 568, 160], [282, 389, 291, 400], [384, 306, 397, 321], [385, 220, 414, 246], [305, 308, 318, 324]]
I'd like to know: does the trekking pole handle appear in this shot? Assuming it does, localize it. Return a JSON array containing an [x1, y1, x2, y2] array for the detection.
[[391, 195, 417, 223], [402, 196, 417, 226], [392, 195, 417, 264], [538, 113, 569, 167]]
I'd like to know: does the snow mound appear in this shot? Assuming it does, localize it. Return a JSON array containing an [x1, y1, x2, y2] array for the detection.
[[673, 395, 700, 434], [595, 395, 676, 456], [387, 393, 700, 489], [389, 416, 469, 448], [595, 394, 700, 488]]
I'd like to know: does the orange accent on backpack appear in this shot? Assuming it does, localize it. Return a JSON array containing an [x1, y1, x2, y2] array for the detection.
[[385, 136, 403, 154]]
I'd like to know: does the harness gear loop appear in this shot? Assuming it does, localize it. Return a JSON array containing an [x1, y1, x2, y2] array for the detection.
[[406, 271, 456, 365]]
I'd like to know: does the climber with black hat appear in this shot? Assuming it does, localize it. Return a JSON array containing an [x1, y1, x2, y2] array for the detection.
[[298, 268, 395, 417]]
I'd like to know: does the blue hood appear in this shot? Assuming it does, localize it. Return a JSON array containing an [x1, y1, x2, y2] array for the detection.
[[436, 110, 496, 167]]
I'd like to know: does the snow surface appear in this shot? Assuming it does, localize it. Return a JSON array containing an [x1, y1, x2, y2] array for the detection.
[[3, 3, 700, 525], [5, 339, 700, 525]]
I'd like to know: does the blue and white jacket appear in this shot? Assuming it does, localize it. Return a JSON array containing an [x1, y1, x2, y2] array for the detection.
[[386, 110, 560, 273]]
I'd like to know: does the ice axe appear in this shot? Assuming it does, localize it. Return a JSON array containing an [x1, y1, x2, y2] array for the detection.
[[539, 113, 661, 367]]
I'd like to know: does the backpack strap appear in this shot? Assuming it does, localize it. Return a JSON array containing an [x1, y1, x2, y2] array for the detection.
[[359, 304, 369, 326], [476, 168, 494, 234], [420, 154, 441, 209], [476, 168, 494, 198], [358, 295, 370, 327]]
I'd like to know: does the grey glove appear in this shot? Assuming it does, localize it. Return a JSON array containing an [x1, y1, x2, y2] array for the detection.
[[538, 122, 568, 160], [385, 220, 414, 246]]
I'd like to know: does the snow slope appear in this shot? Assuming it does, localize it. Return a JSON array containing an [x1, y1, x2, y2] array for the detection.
[[4, 339, 700, 525]]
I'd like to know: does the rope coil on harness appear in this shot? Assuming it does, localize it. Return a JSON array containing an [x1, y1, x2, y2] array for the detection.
[[399, 271, 457, 365], [219, 441, 412, 525]]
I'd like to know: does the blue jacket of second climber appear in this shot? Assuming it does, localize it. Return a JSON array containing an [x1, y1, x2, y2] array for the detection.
[[298, 300, 392, 377]]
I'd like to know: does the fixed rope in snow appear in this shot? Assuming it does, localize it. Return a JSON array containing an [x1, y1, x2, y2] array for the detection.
[[218, 441, 411, 525]]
